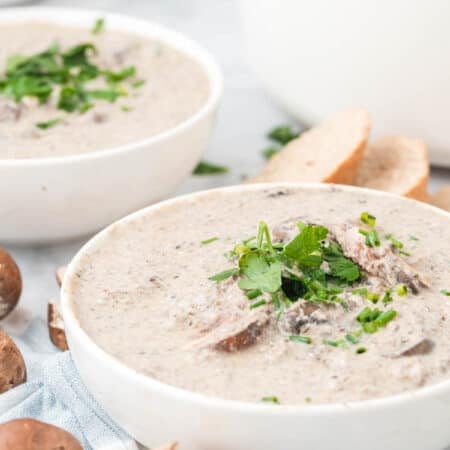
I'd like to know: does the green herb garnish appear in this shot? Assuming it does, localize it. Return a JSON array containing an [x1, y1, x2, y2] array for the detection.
[[208, 268, 239, 282], [268, 125, 299, 145], [409, 235, 419, 241], [261, 396, 280, 404], [382, 289, 393, 305], [396, 284, 408, 296], [386, 234, 404, 249], [441, 289, 450, 296], [289, 335, 312, 344], [356, 347, 367, 354], [193, 161, 229, 175], [36, 117, 61, 129], [246, 289, 262, 300], [360, 212, 376, 227], [121, 105, 132, 112], [92, 18, 105, 35], [323, 339, 347, 348], [250, 299, 267, 309], [132, 79, 145, 88], [356, 307, 397, 333], [201, 237, 219, 245], [359, 229, 380, 247], [262, 147, 279, 160]]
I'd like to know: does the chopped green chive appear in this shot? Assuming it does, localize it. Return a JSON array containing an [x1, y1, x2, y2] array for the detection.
[[374, 309, 397, 327], [356, 347, 367, 354], [305, 396, 312, 403], [289, 335, 312, 344], [356, 307, 397, 333], [352, 287, 368, 296], [132, 79, 145, 88], [121, 105, 132, 112], [208, 268, 239, 282], [246, 289, 262, 300], [323, 339, 347, 348], [193, 160, 229, 175], [201, 237, 219, 245], [345, 333, 360, 344], [261, 396, 280, 404], [409, 235, 419, 241], [359, 229, 380, 247], [441, 289, 450, 296], [360, 212, 376, 227], [36, 117, 61, 129], [250, 299, 267, 309], [396, 284, 408, 296], [92, 17, 105, 35], [382, 289, 393, 305], [386, 234, 404, 249]]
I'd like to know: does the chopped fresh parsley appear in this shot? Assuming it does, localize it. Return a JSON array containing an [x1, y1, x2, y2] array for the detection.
[[104, 66, 136, 83], [289, 335, 312, 344], [193, 160, 229, 175], [36, 117, 61, 129], [208, 268, 239, 282], [360, 212, 376, 227], [92, 17, 105, 35], [201, 237, 219, 245], [261, 396, 280, 404]]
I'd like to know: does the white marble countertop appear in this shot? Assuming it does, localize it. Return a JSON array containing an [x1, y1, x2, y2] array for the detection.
[[1, 0, 449, 446]]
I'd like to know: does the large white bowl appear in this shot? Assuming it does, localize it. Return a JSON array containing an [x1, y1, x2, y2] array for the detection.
[[61, 183, 450, 450], [0, 7, 222, 243], [240, 0, 450, 167]]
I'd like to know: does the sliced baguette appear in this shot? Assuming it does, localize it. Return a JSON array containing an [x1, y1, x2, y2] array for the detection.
[[429, 186, 450, 211], [249, 109, 370, 184], [355, 135, 429, 200]]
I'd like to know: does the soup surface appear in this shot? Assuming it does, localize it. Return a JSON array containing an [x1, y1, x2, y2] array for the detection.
[[0, 22, 209, 159], [68, 185, 450, 404]]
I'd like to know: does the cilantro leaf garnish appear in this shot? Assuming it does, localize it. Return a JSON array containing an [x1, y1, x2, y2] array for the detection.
[[193, 161, 229, 175], [238, 251, 282, 293], [284, 224, 328, 268], [323, 241, 360, 282]]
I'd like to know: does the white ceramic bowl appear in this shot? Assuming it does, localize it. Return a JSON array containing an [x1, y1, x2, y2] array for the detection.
[[240, 0, 450, 167], [61, 183, 450, 450], [0, 7, 222, 244]]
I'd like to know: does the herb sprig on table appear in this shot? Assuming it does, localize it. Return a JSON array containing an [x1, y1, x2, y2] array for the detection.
[[262, 124, 306, 160], [0, 19, 142, 129]]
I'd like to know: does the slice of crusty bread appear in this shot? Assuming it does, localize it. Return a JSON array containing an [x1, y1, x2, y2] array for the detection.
[[355, 135, 429, 200], [249, 109, 370, 184], [429, 186, 450, 211]]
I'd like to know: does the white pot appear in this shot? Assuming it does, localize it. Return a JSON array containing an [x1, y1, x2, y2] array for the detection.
[[0, 7, 222, 243], [240, 0, 450, 166], [61, 183, 450, 450]]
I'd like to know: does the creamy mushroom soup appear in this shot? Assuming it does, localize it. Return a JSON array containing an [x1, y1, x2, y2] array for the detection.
[[0, 22, 210, 159], [67, 185, 450, 404]]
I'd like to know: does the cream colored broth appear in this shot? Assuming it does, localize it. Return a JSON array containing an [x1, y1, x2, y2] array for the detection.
[[0, 22, 209, 159], [68, 185, 450, 404]]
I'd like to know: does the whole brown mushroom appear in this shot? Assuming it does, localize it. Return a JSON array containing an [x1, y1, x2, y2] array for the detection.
[[0, 247, 22, 319], [0, 330, 26, 393], [0, 418, 82, 450]]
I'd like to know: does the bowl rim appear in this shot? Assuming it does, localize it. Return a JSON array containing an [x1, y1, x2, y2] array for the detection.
[[61, 182, 450, 416], [0, 6, 223, 167]]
